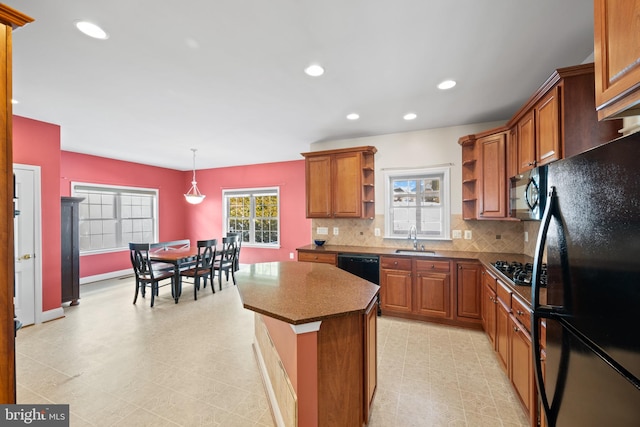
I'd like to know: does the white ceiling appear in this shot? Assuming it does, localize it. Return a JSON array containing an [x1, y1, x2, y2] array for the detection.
[[6, 0, 595, 171]]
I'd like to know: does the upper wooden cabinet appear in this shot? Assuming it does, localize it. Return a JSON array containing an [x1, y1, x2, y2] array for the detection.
[[460, 137, 479, 220], [509, 64, 621, 174], [301, 146, 376, 219], [594, 0, 640, 120], [478, 131, 508, 219], [459, 128, 512, 220]]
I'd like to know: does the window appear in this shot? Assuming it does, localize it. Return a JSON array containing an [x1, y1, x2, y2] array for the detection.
[[223, 187, 280, 247], [72, 183, 158, 254], [384, 167, 451, 240]]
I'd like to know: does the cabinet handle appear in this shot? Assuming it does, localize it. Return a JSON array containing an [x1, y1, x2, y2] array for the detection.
[[517, 310, 524, 316], [394, 261, 398, 265], [513, 326, 519, 332], [432, 264, 436, 269]]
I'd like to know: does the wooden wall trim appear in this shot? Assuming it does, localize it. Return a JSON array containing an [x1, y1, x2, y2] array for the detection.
[[0, 4, 33, 404]]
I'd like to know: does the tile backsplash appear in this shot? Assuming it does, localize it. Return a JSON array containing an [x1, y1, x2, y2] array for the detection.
[[312, 214, 539, 255]]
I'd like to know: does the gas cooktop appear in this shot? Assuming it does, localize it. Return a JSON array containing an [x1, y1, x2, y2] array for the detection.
[[492, 260, 547, 287]]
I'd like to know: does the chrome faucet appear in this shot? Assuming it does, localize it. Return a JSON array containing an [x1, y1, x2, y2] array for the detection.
[[408, 225, 418, 250]]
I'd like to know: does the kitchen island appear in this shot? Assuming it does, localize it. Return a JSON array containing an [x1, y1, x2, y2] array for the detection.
[[236, 261, 379, 427]]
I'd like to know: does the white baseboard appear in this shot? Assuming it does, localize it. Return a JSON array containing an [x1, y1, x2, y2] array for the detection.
[[252, 340, 285, 427], [40, 307, 64, 323], [80, 269, 132, 285]]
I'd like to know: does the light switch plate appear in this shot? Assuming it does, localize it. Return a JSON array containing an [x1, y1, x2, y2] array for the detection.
[[333, 227, 339, 235], [464, 230, 472, 240], [524, 231, 529, 242], [374, 228, 381, 237], [317, 227, 328, 235], [452, 230, 462, 239]]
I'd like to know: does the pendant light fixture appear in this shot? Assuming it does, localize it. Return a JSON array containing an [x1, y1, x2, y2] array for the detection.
[[184, 148, 205, 204]]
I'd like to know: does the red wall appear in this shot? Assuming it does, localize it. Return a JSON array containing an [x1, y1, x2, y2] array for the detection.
[[184, 161, 311, 264], [60, 151, 187, 278], [12, 116, 62, 312], [13, 115, 311, 313]]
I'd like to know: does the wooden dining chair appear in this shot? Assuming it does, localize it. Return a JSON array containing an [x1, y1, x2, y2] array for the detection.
[[179, 239, 217, 300], [214, 235, 240, 290], [129, 243, 175, 307]]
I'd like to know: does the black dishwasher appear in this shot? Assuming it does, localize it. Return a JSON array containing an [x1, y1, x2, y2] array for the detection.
[[337, 254, 380, 315], [337, 254, 380, 285]]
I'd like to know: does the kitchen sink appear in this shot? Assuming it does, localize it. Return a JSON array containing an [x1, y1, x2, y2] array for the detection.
[[395, 249, 436, 256]]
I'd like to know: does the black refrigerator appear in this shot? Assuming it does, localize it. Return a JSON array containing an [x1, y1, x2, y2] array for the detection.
[[531, 132, 640, 426]]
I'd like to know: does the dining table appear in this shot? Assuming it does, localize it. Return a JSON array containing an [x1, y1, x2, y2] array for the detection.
[[149, 247, 199, 303]]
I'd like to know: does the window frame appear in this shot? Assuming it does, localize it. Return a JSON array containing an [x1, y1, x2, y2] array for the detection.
[[222, 186, 280, 249], [383, 167, 451, 240], [72, 182, 159, 255]]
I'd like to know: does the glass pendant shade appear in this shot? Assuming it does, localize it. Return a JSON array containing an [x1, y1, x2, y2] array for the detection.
[[184, 148, 205, 204]]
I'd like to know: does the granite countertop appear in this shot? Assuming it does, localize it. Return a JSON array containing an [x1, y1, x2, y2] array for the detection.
[[235, 261, 379, 325], [297, 244, 544, 307]]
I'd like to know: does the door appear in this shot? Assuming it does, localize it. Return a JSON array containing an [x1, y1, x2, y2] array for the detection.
[[332, 151, 361, 217], [478, 132, 507, 218], [13, 165, 41, 327], [414, 271, 450, 318]]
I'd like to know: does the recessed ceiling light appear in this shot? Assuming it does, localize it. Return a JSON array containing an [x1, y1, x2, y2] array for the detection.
[[437, 79, 457, 90], [403, 113, 417, 121], [304, 64, 325, 77], [346, 113, 360, 120], [75, 21, 109, 40]]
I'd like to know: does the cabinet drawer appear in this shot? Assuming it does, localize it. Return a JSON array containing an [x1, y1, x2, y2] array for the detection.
[[415, 259, 450, 272], [512, 295, 532, 333], [380, 256, 411, 270], [496, 278, 512, 308], [298, 251, 337, 265], [483, 269, 497, 291]]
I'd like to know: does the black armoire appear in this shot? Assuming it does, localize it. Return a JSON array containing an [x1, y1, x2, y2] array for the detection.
[[61, 197, 84, 305]]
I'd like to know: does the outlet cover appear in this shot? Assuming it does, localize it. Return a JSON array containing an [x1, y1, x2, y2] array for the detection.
[[374, 228, 381, 237], [464, 230, 472, 240], [452, 230, 462, 239], [333, 227, 339, 235], [524, 231, 529, 242], [317, 227, 328, 235], [289, 252, 294, 259]]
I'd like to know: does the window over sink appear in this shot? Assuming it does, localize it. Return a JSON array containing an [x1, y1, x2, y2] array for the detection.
[[383, 167, 451, 240]]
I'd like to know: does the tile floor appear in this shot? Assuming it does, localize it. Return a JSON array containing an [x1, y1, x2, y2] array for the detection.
[[16, 276, 529, 426]]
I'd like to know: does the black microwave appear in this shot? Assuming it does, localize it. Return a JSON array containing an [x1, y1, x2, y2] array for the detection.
[[510, 165, 547, 220]]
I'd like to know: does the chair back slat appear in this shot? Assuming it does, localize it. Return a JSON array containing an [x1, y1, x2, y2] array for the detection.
[[196, 239, 217, 270], [150, 239, 190, 252], [220, 235, 240, 265], [129, 242, 164, 280]]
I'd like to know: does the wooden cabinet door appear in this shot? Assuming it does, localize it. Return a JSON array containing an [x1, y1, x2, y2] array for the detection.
[[495, 297, 510, 374], [478, 132, 507, 218], [535, 87, 561, 166], [380, 268, 412, 313], [456, 262, 482, 320], [414, 271, 451, 319], [507, 126, 518, 180], [517, 110, 536, 174], [305, 155, 332, 217], [332, 151, 361, 217], [509, 314, 536, 423], [594, 0, 640, 120], [482, 280, 497, 349]]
